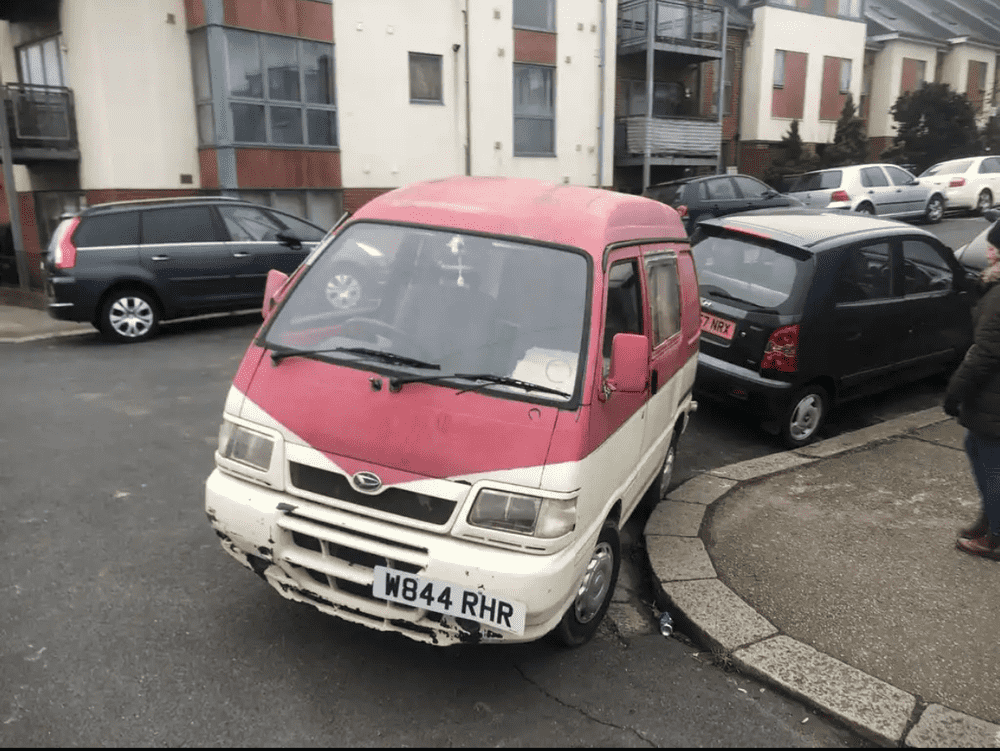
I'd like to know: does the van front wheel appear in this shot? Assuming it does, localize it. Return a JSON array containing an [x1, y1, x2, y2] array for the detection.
[[553, 519, 620, 648]]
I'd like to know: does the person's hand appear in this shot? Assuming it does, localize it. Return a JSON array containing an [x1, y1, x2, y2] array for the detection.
[[943, 396, 961, 417]]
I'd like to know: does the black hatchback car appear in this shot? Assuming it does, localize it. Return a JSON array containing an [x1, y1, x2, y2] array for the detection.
[[643, 173, 803, 234], [44, 196, 327, 342], [691, 210, 974, 447]]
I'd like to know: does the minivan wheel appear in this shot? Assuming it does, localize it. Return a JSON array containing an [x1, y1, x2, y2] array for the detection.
[[976, 190, 993, 216], [780, 385, 828, 449], [100, 289, 160, 343], [924, 195, 945, 224], [553, 519, 620, 648]]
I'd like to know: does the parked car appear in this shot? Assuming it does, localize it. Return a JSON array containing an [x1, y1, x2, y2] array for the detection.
[[643, 173, 803, 234], [786, 163, 946, 223], [206, 177, 701, 647], [691, 209, 973, 447], [43, 196, 327, 342], [918, 156, 1000, 215], [953, 209, 1000, 306]]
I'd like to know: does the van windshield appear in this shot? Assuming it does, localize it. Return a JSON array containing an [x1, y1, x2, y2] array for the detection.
[[692, 233, 805, 310], [262, 222, 589, 403]]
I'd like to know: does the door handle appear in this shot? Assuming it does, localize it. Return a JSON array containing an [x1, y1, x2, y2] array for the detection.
[[232, 252, 251, 258], [149, 255, 169, 261]]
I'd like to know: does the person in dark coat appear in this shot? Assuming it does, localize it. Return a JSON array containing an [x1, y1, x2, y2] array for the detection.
[[944, 220, 1000, 560]]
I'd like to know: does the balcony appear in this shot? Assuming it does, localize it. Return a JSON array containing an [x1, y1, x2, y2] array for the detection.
[[2, 84, 80, 164], [618, 0, 724, 60], [615, 116, 721, 167]]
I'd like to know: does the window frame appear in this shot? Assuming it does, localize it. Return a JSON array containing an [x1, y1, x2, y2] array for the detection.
[[773, 50, 786, 89], [839, 59, 852, 94], [644, 254, 681, 348], [408, 52, 444, 104], [15, 35, 66, 87], [513, 0, 556, 32], [513, 62, 556, 157]]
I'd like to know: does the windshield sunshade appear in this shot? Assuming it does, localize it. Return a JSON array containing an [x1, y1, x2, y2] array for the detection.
[[262, 223, 589, 403]]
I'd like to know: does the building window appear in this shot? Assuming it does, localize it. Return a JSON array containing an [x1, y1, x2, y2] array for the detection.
[[513, 0, 555, 32], [774, 50, 786, 88], [16, 36, 67, 87], [514, 63, 555, 156], [409, 52, 443, 104], [223, 29, 337, 147], [837, 0, 860, 16], [839, 59, 852, 93]]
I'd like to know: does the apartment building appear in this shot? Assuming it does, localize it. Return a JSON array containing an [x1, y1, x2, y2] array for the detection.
[[0, 0, 617, 292]]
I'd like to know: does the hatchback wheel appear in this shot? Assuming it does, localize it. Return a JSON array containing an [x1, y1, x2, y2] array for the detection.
[[553, 518, 620, 647], [924, 195, 945, 224], [976, 190, 993, 216], [100, 289, 160, 343], [780, 385, 828, 449]]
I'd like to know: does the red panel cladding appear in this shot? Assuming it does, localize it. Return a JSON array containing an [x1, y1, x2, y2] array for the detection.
[[772, 51, 807, 120], [223, 0, 296, 36], [235, 149, 341, 188], [183, 0, 206, 27], [343, 188, 392, 214], [900, 58, 919, 94], [296, 0, 333, 41], [19, 194, 43, 287], [199, 149, 219, 189], [514, 29, 557, 65], [819, 56, 845, 121]]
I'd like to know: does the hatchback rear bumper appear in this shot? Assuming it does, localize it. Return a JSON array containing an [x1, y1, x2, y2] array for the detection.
[[695, 352, 795, 421]]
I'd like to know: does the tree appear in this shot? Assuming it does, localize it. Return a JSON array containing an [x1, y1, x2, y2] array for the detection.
[[764, 120, 820, 191], [822, 93, 868, 167], [880, 82, 982, 173]]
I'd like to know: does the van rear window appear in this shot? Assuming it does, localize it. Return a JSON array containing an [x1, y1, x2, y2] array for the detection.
[[692, 234, 806, 310]]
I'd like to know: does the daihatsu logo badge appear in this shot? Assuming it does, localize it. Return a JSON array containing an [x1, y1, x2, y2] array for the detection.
[[352, 471, 382, 492]]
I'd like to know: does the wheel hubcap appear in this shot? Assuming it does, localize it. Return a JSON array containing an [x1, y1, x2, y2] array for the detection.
[[980, 193, 992, 212], [326, 275, 361, 309], [929, 200, 943, 221], [789, 395, 822, 441], [109, 297, 153, 338], [574, 541, 614, 624]]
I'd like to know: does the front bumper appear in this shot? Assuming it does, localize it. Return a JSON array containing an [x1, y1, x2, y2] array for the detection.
[[694, 352, 795, 422], [205, 468, 594, 645]]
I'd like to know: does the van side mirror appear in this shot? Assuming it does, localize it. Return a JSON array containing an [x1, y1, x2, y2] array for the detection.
[[262, 268, 290, 319], [606, 333, 648, 395]]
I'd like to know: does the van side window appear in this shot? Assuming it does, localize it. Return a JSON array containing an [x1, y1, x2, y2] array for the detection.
[[835, 242, 892, 302], [902, 239, 952, 295], [603, 259, 644, 370], [645, 255, 680, 347]]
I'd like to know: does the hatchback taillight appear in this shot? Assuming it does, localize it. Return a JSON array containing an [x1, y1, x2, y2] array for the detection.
[[949, 177, 966, 188], [830, 190, 850, 203], [761, 324, 799, 373], [52, 217, 81, 270]]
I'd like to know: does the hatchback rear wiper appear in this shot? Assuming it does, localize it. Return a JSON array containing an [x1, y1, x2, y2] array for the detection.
[[270, 345, 440, 371], [703, 288, 777, 312], [389, 371, 570, 398]]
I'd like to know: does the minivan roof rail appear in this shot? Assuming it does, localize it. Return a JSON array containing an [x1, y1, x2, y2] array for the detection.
[[88, 195, 242, 209]]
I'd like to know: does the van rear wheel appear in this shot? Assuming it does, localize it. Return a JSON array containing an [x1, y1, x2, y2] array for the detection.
[[553, 519, 620, 648]]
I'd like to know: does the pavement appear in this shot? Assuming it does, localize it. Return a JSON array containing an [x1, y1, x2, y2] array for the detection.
[[4, 298, 999, 747]]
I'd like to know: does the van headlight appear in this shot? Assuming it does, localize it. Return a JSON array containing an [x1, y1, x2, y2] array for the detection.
[[468, 489, 576, 538], [218, 419, 275, 472]]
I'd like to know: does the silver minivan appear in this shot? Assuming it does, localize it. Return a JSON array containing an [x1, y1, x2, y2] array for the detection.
[[787, 163, 945, 224]]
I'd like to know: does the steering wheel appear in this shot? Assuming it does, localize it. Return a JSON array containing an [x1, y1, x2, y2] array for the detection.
[[342, 317, 434, 361]]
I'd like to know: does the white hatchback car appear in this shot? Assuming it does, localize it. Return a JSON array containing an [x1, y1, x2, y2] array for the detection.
[[787, 163, 946, 224], [919, 156, 1000, 215]]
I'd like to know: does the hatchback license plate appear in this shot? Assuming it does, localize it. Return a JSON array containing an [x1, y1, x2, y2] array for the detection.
[[701, 312, 736, 340], [372, 566, 526, 634]]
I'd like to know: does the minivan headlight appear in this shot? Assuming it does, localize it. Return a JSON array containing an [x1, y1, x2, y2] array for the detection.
[[218, 419, 274, 471], [468, 490, 576, 538]]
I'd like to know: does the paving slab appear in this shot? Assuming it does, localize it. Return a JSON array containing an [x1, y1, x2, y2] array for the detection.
[[794, 407, 950, 458], [664, 473, 737, 505], [661, 578, 777, 653], [905, 703, 1000, 748], [645, 499, 705, 537], [733, 635, 916, 747], [644, 535, 715, 582], [708, 451, 814, 482]]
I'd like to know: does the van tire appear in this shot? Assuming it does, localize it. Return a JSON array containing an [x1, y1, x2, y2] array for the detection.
[[99, 288, 160, 343], [780, 385, 828, 448], [650, 434, 678, 504], [553, 518, 620, 648]]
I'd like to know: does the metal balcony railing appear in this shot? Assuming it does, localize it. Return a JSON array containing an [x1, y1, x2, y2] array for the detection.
[[618, 0, 723, 51], [2, 83, 79, 158], [615, 115, 721, 162]]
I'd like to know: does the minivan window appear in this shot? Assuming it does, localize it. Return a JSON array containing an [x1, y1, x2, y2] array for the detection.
[[218, 204, 285, 241], [645, 255, 681, 346], [264, 223, 589, 402], [142, 206, 223, 244], [692, 234, 803, 309], [267, 210, 325, 241], [603, 259, 643, 366], [790, 171, 841, 191], [73, 212, 140, 247]]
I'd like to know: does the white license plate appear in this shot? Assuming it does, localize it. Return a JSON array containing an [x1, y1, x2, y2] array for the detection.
[[372, 566, 526, 635]]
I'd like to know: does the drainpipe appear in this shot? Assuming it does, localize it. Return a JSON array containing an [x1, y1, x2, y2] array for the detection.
[[643, 0, 654, 191], [0, 73, 29, 291], [464, 1, 471, 176], [716, 5, 727, 174], [596, 0, 607, 188]]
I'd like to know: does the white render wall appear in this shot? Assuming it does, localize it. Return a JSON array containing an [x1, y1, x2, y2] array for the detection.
[[939, 42, 997, 124], [61, 0, 200, 190], [741, 5, 867, 144], [335, 0, 616, 189], [865, 39, 938, 140]]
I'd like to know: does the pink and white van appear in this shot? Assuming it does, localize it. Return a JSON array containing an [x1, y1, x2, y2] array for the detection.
[[206, 177, 699, 646]]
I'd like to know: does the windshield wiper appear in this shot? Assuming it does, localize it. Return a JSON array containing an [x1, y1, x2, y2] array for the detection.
[[270, 345, 440, 370], [389, 372, 571, 398]]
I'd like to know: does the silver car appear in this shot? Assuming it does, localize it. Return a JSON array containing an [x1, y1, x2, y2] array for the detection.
[[787, 163, 946, 224]]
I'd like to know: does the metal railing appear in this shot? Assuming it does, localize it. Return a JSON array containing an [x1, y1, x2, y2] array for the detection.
[[2, 83, 78, 152], [618, 0, 723, 50]]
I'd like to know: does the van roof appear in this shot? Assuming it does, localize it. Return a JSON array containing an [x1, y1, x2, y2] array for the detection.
[[350, 176, 688, 255]]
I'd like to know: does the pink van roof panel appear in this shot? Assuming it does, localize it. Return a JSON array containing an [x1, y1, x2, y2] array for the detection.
[[350, 177, 688, 256]]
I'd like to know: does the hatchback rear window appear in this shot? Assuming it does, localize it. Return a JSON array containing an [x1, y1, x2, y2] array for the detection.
[[789, 171, 841, 191], [73, 212, 140, 247], [692, 233, 806, 310]]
